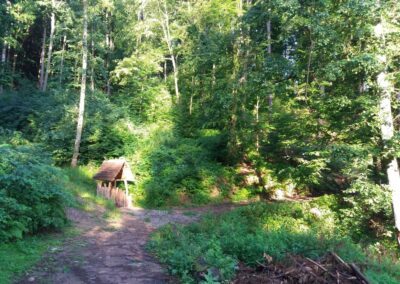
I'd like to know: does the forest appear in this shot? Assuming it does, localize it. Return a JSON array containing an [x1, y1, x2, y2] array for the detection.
[[1, 0, 400, 283]]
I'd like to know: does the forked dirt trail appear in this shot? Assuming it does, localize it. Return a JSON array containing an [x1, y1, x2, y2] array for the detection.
[[17, 204, 240, 284]]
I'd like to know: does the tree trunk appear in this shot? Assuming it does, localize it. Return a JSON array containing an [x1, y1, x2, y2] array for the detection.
[[11, 52, 17, 87], [305, 30, 314, 99], [267, 20, 272, 54], [189, 75, 195, 115], [1, 42, 5, 63], [39, 26, 47, 89], [6, 44, 10, 66], [159, 0, 179, 101], [42, 0, 56, 92], [211, 63, 216, 90], [228, 0, 244, 159], [267, 20, 273, 113], [255, 95, 260, 152], [90, 35, 95, 92], [163, 60, 167, 82], [59, 34, 66, 87], [378, 71, 400, 239], [375, 21, 400, 243], [0, 40, 6, 94], [171, 55, 179, 100], [71, 0, 88, 167], [105, 11, 110, 95]]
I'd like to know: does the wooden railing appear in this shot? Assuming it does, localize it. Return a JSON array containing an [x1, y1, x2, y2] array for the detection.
[[96, 182, 131, 207]]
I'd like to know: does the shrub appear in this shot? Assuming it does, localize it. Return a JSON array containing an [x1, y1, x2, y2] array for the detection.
[[341, 179, 394, 241], [0, 143, 70, 242]]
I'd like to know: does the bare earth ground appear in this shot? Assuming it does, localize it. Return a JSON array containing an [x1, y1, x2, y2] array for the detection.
[[16, 203, 241, 284]]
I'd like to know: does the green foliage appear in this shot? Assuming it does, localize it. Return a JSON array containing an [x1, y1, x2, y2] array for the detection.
[[133, 125, 235, 207], [341, 179, 394, 241], [0, 89, 132, 165], [0, 141, 71, 242], [149, 201, 400, 283]]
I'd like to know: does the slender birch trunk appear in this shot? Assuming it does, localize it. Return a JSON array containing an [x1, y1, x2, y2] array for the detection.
[[375, 21, 400, 243], [39, 26, 47, 89], [378, 71, 400, 242], [105, 11, 110, 95], [71, 0, 88, 167], [158, 0, 179, 101], [171, 55, 179, 100], [42, 0, 56, 92]]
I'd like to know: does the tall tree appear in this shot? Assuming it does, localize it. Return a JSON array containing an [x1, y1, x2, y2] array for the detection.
[[71, 0, 89, 167], [42, 0, 56, 92], [375, 10, 400, 243], [158, 0, 179, 101], [38, 26, 47, 89]]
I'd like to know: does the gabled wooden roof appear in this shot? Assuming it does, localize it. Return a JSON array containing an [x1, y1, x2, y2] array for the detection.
[[93, 159, 134, 182]]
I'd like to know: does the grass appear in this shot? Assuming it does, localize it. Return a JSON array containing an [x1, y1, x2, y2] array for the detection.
[[148, 199, 400, 283], [0, 227, 78, 284]]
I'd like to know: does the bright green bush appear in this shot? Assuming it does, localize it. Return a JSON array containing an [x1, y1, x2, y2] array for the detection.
[[0, 143, 71, 242]]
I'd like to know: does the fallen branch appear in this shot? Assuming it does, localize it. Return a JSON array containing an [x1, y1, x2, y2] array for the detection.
[[350, 263, 371, 284], [330, 252, 352, 271], [306, 257, 338, 280]]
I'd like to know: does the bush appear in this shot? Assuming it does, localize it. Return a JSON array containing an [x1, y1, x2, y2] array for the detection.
[[341, 179, 394, 241], [0, 143, 70, 242]]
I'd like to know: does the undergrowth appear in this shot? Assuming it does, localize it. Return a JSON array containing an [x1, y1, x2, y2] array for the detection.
[[148, 200, 400, 284]]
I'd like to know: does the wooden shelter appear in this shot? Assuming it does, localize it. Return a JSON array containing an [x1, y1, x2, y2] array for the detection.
[[93, 159, 134, 207]]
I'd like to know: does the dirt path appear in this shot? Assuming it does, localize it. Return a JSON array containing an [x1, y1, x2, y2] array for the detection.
[[16, 203, 241, 284]]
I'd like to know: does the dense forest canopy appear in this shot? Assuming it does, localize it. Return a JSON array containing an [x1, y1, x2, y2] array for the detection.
[[1, 0, 400, 282]]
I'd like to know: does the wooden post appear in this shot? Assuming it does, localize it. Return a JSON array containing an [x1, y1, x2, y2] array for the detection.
[[108, 181, 112, 198], [123, 179, 129, 207], [96, 181, 101, 196]]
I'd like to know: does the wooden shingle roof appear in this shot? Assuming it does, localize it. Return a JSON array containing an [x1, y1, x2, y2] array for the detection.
[[93, 159, 134, 182]]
